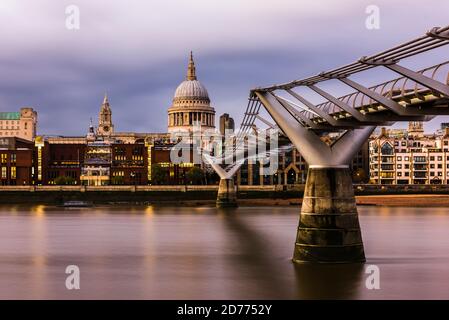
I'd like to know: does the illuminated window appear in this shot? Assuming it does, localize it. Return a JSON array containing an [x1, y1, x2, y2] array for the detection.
[[11, 167, 16, 179], [1, 154, 7, 164], [1, 167, 6, 179]]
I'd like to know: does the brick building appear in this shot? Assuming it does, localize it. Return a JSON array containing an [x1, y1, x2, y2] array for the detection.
[[0, 137, 34, 185]]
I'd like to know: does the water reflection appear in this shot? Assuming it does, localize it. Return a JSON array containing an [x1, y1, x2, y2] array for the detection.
[[0, 205, 448, 299], [293, 263, 364, 299], [219, 208, 295, 299]]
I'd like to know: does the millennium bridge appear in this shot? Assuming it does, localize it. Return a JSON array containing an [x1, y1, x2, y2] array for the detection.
[[206, 25, 449, 264]]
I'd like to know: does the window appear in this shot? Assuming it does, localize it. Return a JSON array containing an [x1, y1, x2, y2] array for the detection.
[[397, 156, 402, 161], [397, 164, 402, 169], [11, 154, 16, 163], [11, 167, 16, 179], [1, 167, 6, 179], [47, 171, 58, 179], [405, 172, 409, 177], [438, 156, 443, 161], [397, 172, 402, 177], [414, 156, 426, 162], [430, 156, 435, 161], [1, 154, 6, 164], [381, 143, 394, 155], [405, 156, 409, 161]]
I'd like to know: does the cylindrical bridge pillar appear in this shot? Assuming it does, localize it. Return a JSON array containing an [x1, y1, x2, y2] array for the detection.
[[293, 166, 365, 264], [216, 178, 237, 208]]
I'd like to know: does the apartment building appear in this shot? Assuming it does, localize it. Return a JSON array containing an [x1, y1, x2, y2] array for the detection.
[[370, 126, 449, 185]]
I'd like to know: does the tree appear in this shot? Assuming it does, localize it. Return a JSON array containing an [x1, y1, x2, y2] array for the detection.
[[151, 164, 168, 185], [54, 176, 76, 185], [185, 166, 204, 185], [65, 176, 76, 185]]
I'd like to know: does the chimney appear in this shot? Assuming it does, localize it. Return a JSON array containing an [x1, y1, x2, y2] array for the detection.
[[379, 127, 388, 138], [444, 127, 449, 138]]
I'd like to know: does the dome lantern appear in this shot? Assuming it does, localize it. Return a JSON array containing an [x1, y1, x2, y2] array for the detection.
[[187, 51, 197, 81]]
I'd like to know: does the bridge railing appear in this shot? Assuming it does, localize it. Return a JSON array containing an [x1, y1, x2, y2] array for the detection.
[[310, 61, 449, 120]]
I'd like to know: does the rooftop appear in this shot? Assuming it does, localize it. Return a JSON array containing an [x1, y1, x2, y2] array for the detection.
[[0, 112, 20, 120]]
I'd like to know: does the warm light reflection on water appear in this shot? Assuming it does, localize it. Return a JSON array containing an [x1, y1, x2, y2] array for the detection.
[[0, 205, 448, 299]]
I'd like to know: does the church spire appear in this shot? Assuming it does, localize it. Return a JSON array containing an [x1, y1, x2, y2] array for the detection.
[[103, 92, 109, 106], [187, 51, 197, 81]]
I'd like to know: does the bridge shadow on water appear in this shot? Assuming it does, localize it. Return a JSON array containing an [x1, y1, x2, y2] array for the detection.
[[218, 208, 364, 299], [293, 263, 364, 299]]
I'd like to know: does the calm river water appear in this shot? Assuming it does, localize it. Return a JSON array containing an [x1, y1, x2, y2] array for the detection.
[[0, 205, 448, 299]]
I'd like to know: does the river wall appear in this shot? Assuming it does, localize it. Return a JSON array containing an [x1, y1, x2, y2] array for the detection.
[[0, 184, 448, 204]]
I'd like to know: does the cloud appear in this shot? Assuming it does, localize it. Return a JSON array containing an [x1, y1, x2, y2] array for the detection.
[[0, 0, 448, 135]]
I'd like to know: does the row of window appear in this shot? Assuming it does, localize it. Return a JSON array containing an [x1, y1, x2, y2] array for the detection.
[[0, 166, 16, 179], [373, 171, 449, 177], [390, 140, 449, 147], [0, 154, 16, 163], [0, 120, 20, 125], [113, 147, 144, 156], [113, 155, 144, 161], [0, 132, 21, 136], [373, 155, 449, 162], [373, 163, 449, 169], [47, 171, 78, 179]]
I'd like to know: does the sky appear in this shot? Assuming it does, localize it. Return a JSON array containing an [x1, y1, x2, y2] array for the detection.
[[0, 0, 448, 135]]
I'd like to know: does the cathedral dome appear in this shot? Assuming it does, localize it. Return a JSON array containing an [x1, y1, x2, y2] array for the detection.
[[173, 52, 209, 101], [168, 52, 215, 132], [174, 79, 209, 100]]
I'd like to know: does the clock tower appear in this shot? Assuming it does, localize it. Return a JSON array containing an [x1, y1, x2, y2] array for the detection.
[[98, 93, 114, 136]]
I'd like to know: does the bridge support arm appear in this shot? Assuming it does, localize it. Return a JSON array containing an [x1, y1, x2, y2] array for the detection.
[[339, 77, 407, 115], [255, 90, 376, 263], [308, 85, 366, 122], [254, 91, 333, 165], [385, 64, 449, 97], [286, 89, 339, 126]]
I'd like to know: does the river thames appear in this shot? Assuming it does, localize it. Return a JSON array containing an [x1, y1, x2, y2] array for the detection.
[[0, 205, 448, 299]]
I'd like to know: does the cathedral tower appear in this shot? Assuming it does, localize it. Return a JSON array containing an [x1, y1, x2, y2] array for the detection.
[[98, 93, 114, 136], [408, 121, 424, 138]]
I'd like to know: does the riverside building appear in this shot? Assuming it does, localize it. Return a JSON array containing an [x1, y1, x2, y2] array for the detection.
[[3, 55, 449, 186], [0, 108, 37, 141], [369, 123, 449, 185]]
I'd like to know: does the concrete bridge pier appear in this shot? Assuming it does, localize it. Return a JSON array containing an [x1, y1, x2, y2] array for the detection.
[[216, 178, 237, 208], [293, 166, 365, 263], [202, 155, 244, 208]]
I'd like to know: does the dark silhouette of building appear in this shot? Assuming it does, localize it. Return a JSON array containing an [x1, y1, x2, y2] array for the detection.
[[219, 113, 235, 136]]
